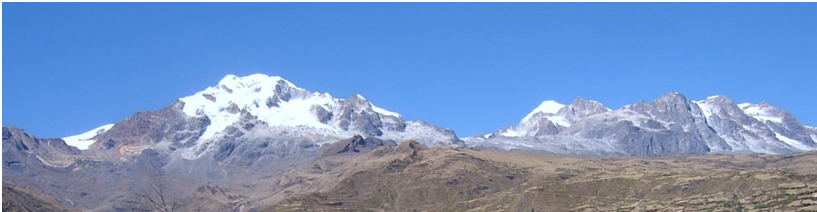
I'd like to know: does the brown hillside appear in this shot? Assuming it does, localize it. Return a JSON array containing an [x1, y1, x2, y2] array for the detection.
[[263, 143, 817, 212], [2, 182, 78, 212]]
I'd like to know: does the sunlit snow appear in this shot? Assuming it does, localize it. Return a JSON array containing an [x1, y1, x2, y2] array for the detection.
[[739, 103, 783, 123], [372, 104, 401, 118], [62, 124, 114, 150], [178, 74, 402, 141], [521, 100, 565, 123], [693, 100, 714, 119]]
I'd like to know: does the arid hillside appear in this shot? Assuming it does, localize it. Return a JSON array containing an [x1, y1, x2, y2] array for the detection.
[[2, 182, 78, 212], [263, 141, 817, 212]]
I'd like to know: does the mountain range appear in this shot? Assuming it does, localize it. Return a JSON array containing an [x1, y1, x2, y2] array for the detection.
[[3, 73, 817, 211], [470, 93, 817, 156], [59, 74, 817, 157]]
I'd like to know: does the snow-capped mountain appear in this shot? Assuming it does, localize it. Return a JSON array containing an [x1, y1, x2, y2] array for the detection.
[[472, 92, 817, 155], [59, 76, 816, 158], [64, 74, 461, 160], [496, 97, 610, 137]]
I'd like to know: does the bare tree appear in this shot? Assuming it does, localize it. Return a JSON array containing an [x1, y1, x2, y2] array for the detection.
[[115, 199, 151, 212], [135, 174, 189, 212]]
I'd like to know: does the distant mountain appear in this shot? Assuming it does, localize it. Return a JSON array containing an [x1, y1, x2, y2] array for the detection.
[[469, 92, 817, 155]]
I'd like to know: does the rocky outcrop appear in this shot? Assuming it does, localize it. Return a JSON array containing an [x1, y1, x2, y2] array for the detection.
[[496, 97, 610, 137], [86, 101, 209, 160], [320, 135, 397, 157], [3, 127, 82, 168]]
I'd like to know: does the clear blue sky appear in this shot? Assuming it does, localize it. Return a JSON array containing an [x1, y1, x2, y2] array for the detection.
[[4, 3, 816, 138]]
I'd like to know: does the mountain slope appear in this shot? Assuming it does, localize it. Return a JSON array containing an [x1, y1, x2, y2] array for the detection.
[[264, 140, 530, 212], [2, 182, 78, 212], [264, 140, 817, 211]]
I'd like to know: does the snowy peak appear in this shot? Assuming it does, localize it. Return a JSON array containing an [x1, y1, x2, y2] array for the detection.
[[693, 95, 734, 119], [699, 95, 735, 106], [738, 102, 786, 124], [521, 100, 565, 123], [217, 74, 297, 91], [179, 74, 326, 140], [176, 74, 410, 141], [520, 97, 609, 126], [498, 97, 609, 137]]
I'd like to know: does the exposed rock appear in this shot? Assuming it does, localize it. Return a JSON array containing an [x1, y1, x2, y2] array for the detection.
[[319, 135, 397, 157], [88, 101, 209, 160]]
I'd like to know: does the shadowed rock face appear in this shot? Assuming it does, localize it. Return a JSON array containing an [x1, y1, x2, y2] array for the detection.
[[569, 117, 712, 155], [619, 93, 721, 154], [559, 97, 610, 123], [695, 96, 814, 153], [2, 127, 82, 169], [699, 96, 763, 145], [522, 113, 563, 136], [608, 93, 712, 150], [329, 94, 409, 137], [87, 101, 210, 160]]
